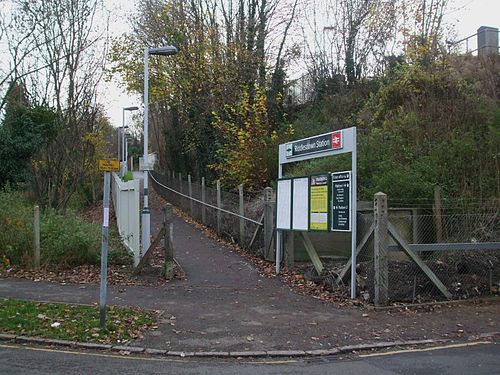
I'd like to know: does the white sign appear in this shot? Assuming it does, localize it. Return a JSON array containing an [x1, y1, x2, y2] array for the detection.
[[276, 179, 292, 230], [292, 177, 309, 231]]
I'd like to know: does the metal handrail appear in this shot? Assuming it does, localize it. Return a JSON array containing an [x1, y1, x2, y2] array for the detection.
[[150, 173, 263, 226]]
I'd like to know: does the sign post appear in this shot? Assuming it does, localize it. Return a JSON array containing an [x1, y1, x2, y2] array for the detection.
[[278, 127, 357, 298], [98, 160, 119, 328]]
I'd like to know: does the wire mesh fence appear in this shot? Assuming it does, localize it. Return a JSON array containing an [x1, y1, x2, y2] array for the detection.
[[357, 210, 500, 304]]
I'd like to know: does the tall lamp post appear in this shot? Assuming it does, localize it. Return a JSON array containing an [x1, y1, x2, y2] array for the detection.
[[142, 45, 178, 254], [122, 106, 139, 175]]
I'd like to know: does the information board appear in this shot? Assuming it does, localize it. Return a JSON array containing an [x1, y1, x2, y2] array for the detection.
[[309, 174, 330, 231], [331, 171, 351, 232], [292, 177, 309, 231], [276, 179, 292, 230]]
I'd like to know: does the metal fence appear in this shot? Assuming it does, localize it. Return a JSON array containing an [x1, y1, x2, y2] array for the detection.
[[150, 171, 269, 256], [355, 196, 500, 305], [150, 171, 499, 305]]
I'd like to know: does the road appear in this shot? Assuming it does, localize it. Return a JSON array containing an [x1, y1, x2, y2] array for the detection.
[[0, 341, 498, 375]]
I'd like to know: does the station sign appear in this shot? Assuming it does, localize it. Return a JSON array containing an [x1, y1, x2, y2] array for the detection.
[[285, 130, 343, 159]]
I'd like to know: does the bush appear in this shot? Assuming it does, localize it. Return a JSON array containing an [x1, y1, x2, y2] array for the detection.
[[122, 171, 133, 182], [0, 190, 34, 265], [0, 190, 131, 268]]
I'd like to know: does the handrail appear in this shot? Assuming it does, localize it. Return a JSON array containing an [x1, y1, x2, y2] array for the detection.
[[150, 173, 263, 226]]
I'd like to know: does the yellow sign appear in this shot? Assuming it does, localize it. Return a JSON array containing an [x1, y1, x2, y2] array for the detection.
[[309, 174, 329, 231], [98, 159, 120, 172]]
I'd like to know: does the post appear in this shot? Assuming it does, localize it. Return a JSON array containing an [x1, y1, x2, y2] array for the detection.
[[239, 184, 245, 245], [285, 232, 294, 266], [216, 179, 221, 234], [201, 177, 206, 225], [99, 172, 111, 328], [263, 187, 274, 261], [163, 204, 174, 279], [434, 184, 443, 243], [178, 172, 182, 209], [188, 174, 193, 216], [33, 206, 40, 269], [374, 192, 389, 306], [351, 128, 357, 299], [141, 47, 151, 256]]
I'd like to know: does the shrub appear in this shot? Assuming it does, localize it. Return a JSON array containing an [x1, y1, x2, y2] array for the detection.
[[0, 190, 34, 265], [0, 190, 131, 268], [122, 171, 133, 182]]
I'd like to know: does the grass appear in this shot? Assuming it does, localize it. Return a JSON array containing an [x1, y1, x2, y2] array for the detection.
[[0, 298, 157, 344]]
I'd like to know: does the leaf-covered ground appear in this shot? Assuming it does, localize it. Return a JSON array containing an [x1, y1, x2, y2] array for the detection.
[[0, 298, 159, 344]]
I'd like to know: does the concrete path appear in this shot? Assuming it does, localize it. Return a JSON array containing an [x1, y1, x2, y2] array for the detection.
[[0, 173, 499, 353]]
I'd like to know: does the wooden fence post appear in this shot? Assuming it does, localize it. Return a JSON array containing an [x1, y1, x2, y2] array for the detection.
[[188, 174, 193, 216], [201, 177, 206, 225], [33, 206, 40, 269], [263, 187, 274, 261], [178, 172, 183, 208], [216, 179, 221, 234], [163, 204, 174, 279], [239, 184, 245, 245], [374, 192, 389, 306], [434, 184, 443, 243]]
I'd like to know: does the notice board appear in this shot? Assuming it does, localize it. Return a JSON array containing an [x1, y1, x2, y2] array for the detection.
[[331, 171, 351, 232], [276, 179, 292, 230], [292, 177, 309, 231], [309, 174, 330, 231]]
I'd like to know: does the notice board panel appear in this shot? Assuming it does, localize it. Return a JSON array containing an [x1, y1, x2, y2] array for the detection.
[[292, 177, 309, 231], [276, 179, 292, 230], [331, 171, 351, 232], [309, 174, 330, 231]]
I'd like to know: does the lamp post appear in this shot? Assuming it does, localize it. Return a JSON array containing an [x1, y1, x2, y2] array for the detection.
[[142, 45, 178, 254], [122, 106, 139, 175]]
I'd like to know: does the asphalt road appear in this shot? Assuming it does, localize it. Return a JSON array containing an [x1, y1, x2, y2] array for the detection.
[[0, 341, 498, 375]]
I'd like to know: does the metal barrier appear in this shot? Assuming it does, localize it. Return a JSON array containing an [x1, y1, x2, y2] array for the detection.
[[111, 172, 140, 266]]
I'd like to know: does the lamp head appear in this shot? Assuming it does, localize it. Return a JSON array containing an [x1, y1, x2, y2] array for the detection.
[[148, 46, 178, 56], [124, 106, 139, 111]]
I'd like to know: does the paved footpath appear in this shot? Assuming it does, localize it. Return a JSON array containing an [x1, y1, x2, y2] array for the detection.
[[0, 175, 499, 353]]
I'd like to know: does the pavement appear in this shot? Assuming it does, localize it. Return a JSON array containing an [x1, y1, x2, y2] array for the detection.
[[0, 173, 499, 355]]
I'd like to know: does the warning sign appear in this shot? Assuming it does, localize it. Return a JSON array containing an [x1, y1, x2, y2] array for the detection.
[[98, 159, 120, 172]]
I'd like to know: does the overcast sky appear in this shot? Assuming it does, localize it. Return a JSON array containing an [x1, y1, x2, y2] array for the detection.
[[101, 0, 500, 129]]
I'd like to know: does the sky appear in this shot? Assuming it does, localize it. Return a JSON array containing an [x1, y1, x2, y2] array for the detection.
[[101, 0, 500, 129]]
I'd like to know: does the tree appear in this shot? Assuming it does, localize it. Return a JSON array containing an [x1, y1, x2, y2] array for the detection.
[[109, 0, 300, 186], [1, 0, 111, 207]]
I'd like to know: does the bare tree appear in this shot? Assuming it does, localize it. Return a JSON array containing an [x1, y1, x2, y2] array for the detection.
[[2, 0, 110, 207]]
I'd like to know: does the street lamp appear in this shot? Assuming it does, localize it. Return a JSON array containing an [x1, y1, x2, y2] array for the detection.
[[142, 45, 178, 254], [121, 106, 139, 175]]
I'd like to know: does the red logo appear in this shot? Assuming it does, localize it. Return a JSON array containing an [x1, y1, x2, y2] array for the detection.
[[331, 131, 342, 149]]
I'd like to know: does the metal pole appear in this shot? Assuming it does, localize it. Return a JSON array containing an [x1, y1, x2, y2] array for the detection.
[[117, 127, 121, 162], [122, 109, 125, 162], [99, 171, 111, 329], [33, 206, 40, 269], [350, 128, 357, 299], [123, 138, 128, 172], [142, 47, 151, 254], [276, 164, 283, 274]]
